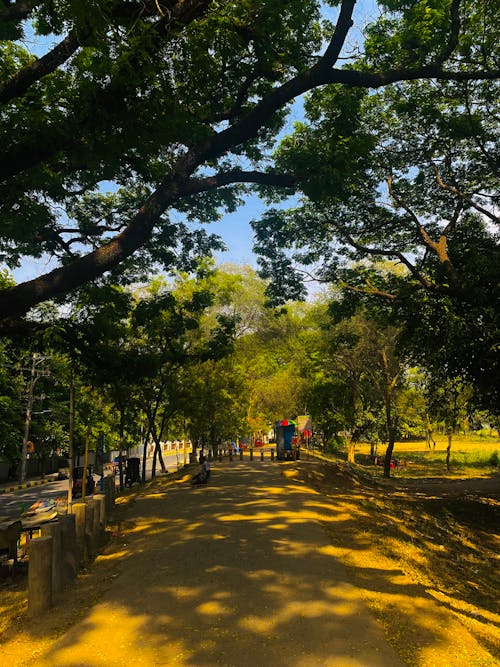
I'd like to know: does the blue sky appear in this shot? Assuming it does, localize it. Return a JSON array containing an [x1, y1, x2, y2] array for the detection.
[[213, 0, 379, 269], [10, 0, 379, 284]]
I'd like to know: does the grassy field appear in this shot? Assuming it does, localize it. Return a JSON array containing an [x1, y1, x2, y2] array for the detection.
[[341, 434, 500, 479]]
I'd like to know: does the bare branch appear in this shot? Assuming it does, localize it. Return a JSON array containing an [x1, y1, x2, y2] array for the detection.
[[434, 165, 500, 224], [337, 279, 397, 300], [295, 268, 329, 283], [388, 176, 463, 290], [441, 199, 463, 237], [334, 220, 438, 292]]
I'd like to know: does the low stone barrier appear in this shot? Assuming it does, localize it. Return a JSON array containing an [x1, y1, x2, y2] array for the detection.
[[28, 536, 52, 616], [27, 479, 117, 615], [41, 521, 62, 597], [59, 513, 78, 585]]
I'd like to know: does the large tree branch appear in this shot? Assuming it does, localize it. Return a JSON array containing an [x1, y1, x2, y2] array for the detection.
[[1, 1, 498, 317], [438, 0, 461, 64], [0, 30, 83, 104], [5, 61, 497, 185], [320, 0, 356, 67], [2, 0, 498, 182], [338, 279, 397, 301], [184, 169, 298, 192], [0, 168, 297, 317], [0, 0, 211, 182]]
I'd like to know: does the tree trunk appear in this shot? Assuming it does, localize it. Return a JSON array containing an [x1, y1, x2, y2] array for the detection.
[[67, 372, 74, 510], [346, 439, 355, 464], [381, 348, 398, 479], [383, 439, 395, 478], [141, 428, 151, 483], [446, 428, 453, 471], [118, 406, 125, 492]]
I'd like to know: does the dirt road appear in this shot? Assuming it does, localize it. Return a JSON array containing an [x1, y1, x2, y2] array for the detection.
[[24, 460, 408, 666]]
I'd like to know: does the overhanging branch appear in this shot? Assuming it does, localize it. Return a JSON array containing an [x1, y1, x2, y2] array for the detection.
[[434, 165, 500, 224], [0, 30, 83, 105]]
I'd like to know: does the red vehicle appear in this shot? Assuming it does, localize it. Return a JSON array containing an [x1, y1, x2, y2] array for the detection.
[[72, 465, 95, 497]]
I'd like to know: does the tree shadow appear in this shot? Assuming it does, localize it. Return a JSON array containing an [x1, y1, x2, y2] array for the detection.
[[5, 459, 497, 666]]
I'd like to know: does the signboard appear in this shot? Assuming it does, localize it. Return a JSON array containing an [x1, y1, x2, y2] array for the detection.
[[297, 415, 312, 433]]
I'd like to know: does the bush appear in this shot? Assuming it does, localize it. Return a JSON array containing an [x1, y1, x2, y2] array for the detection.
[[324, 436, 345, 456], [489, 451, 499, 467]]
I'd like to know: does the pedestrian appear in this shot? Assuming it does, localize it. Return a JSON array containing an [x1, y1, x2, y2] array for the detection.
[[191, 454, 210, 485]]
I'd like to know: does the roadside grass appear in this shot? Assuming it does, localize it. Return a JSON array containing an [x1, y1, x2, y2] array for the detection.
[[344, 435, 500, 479]]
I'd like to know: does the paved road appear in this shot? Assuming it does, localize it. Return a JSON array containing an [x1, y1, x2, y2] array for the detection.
[[0, 454, 183, 520], [30, 460, 405, 667]]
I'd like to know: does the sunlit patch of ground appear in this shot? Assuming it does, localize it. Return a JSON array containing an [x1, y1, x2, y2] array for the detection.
[[1, 458, 498, 666], [0, 466, 192, 665], [294, 459, 499, 666]]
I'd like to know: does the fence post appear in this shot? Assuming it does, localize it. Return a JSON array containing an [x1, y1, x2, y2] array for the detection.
[[93, 494, 103, 545], [73, 502, 86, 564], [85, 499, 95, 558], [59, 513, 78, 585], [271, 449, 275, 461], [261, 450, 264, 461], [104, 477, 114, 515], [28, 536, 53, 616], [41, 522, 62, 598]]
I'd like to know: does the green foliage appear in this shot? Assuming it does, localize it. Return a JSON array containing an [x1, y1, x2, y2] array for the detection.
[[253, 57, 499, 411], [274, 86, 375, 202], [1, 0, 499, 467], [364, 0, 456, 69], [0, 339, 23, 462], [0, 0, 497, 320], [0, 0, 324, 284]]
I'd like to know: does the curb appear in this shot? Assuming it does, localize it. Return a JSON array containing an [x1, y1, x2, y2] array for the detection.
[[0, 478, 51, 495]]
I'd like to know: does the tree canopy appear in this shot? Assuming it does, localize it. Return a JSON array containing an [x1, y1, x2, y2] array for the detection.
[[1, 0, 498, 321]]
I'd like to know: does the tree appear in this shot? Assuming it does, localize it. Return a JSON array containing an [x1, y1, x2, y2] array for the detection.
[[302, 310, 382, 463], [0, 338, 23, 471], [253, 75, 499, 410], [427, 376, 473, 470], [1, 0, 498, 321]]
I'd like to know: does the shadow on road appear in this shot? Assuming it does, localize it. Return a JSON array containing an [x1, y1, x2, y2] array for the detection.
[[7, 460, 494, 666]]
